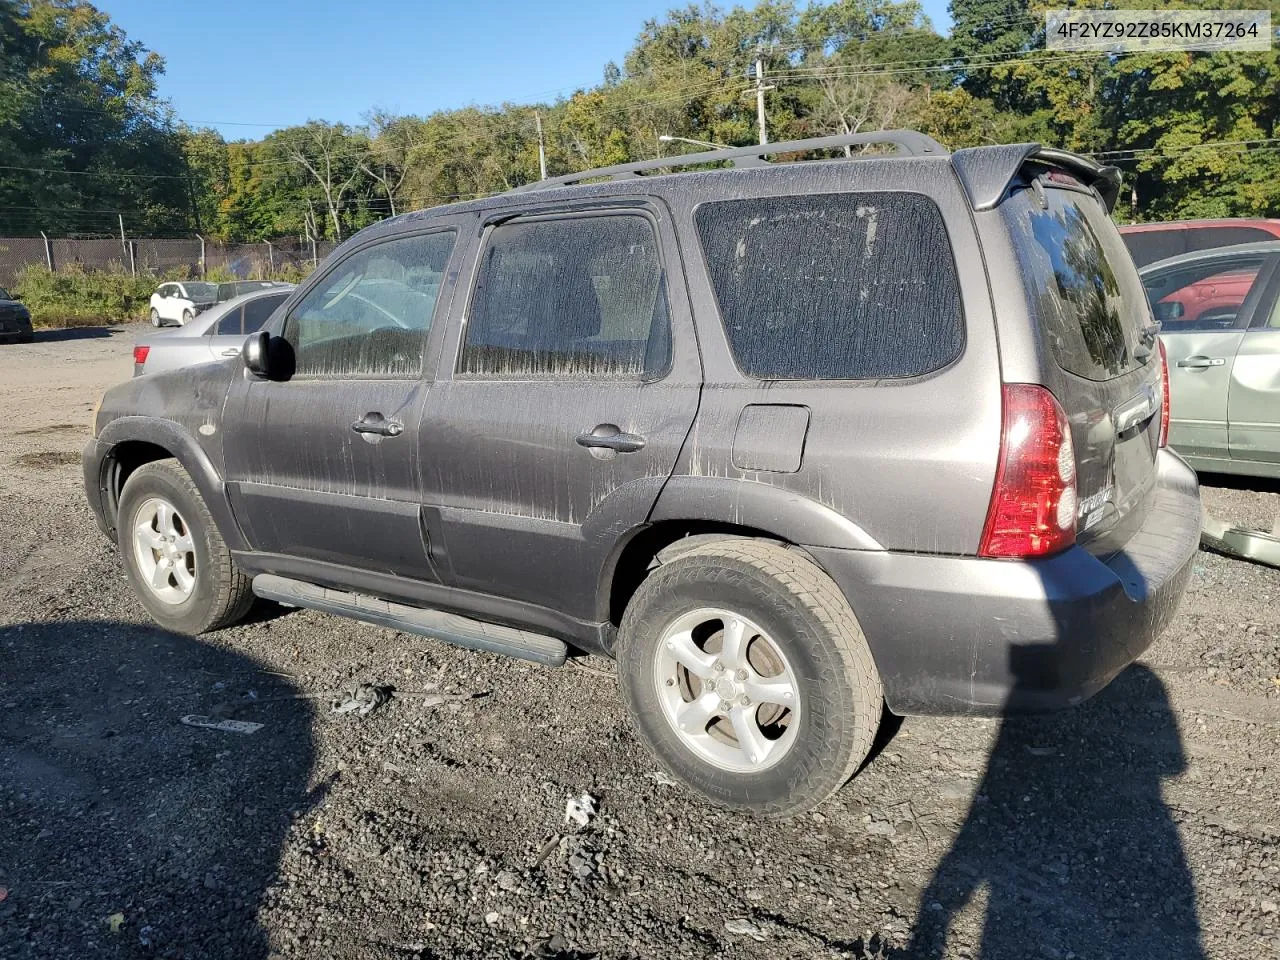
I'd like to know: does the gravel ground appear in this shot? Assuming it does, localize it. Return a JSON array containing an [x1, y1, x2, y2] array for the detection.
[[1, 325, 1277, 960]]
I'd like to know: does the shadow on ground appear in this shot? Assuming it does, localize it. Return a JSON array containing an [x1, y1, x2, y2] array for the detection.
[[1199, 470, 1280, 496], [32, 325, 125, 343], [901, 664, 1203, 960], [0, 620, 319, 959]]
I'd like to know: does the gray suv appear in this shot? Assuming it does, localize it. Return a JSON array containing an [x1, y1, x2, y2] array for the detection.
[[83, 132, 1202, 816]]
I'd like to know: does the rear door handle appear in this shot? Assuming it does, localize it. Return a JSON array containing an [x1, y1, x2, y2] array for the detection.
[[351, 413, 404, 437], [1176, 356, 1226, 369], [576, 426, 646, 453]]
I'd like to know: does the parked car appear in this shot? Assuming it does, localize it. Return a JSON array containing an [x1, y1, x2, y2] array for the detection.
[[132, 285, 295, 377], [1120, 217, 1280, 268], [0, 286, 34, 343], [213, 280, 289, 304], [149, 281, 217, 327], [84, 132, 1201, 816], [1142, 241, 1280, 479]]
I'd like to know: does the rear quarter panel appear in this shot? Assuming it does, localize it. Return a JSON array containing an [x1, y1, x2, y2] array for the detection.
[[659, 159, 1002, 555]]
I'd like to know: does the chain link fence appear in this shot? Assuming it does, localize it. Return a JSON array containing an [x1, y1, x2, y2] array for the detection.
[[0, 235, 339, 286]]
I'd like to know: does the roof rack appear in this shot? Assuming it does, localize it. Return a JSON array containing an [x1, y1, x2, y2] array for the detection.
[[514, 130, 947, 192]]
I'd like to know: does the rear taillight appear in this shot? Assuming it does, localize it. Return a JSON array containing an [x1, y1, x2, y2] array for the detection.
[[979, 383, 1077, 559], [133, 345, 150, 365], [1157, 339, 1170, 448]]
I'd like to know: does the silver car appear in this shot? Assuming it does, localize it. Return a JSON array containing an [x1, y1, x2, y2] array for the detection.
[[1143, 241, 1280, 478], [133, 285, 294, 376]]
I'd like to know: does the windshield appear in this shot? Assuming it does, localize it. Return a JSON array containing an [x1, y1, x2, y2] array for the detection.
[[184, 282, 216, 301], [1005, 184, 1152, 381]]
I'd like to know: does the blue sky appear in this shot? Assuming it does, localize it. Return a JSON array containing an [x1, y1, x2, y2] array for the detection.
[[107, 0, 954, 139]]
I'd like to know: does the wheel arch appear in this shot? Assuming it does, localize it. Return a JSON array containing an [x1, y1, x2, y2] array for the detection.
[[95, 417, 248, 551], [600, 520, 833, 635]]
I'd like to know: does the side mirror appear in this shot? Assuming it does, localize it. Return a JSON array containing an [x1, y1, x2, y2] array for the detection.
[[1154, 300, 1184, 322], [242, 330, 270, 377]]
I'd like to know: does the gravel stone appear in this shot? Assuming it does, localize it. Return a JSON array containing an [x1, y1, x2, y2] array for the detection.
[[1, 325, 1276, 959]]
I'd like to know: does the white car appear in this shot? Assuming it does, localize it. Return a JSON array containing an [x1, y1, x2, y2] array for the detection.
[[149, 281, 218, 327]]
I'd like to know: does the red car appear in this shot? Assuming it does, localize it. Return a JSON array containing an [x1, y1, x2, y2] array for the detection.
[[1120, 218, 1280, 268]]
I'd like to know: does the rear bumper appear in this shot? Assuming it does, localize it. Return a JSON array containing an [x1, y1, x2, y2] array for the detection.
[[811, 449, 1200, 715]]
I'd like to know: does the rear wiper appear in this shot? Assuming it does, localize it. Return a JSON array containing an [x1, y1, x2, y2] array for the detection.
[[1139, 322, 1161, 346]]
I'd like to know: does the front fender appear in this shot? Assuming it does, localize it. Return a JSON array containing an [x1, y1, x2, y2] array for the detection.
[[93, 417, 248, 551]]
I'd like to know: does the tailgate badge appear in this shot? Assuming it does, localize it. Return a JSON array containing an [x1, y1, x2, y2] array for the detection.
[[1078, 484, 1113, 531]]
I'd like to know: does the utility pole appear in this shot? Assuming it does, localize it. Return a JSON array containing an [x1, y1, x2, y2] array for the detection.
[[535, 111, 548, 181], [747, 48, 775, 146], [118, 214, 135, 276]]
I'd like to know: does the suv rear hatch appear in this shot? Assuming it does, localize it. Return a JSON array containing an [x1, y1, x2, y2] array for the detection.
[[1001, 167, 1164, 558]]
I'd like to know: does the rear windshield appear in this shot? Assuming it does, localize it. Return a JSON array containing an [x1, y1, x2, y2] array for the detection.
[[1005, 185, 1151, 381], [695, 192, 964, 380]]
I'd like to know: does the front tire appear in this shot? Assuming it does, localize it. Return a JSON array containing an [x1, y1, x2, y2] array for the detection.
[[150, 308, 162, 327], [116, 459, 254, 634], [180, 309, 193, 326], [617, 539, 882, 817]]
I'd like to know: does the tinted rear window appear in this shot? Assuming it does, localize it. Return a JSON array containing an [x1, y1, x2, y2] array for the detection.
[[1189, 226, 1279, 252], [1006, 187, 1151, 381], [1122, 230, 1186, 268], [695, 192, 964, 380]]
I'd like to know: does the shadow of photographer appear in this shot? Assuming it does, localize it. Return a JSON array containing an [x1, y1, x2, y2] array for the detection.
[[0, 619, 322, 958], [903, 655, 1203, 960]]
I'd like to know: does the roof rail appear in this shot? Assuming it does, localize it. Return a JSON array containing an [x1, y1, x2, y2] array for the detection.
[[513, 130, 947, 192]]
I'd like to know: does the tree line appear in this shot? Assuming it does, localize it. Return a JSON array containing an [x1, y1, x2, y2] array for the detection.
[[3, 0, 1279, 242]]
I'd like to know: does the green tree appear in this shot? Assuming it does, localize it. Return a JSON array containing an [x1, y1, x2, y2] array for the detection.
[[0, 0, 191, 235]]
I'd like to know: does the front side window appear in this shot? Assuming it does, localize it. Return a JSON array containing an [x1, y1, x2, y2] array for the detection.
[[284, 231, 455, 378], [242, 293, 288, 334], [1142, 258, 1266, 332], [696, 192, 964, 380], [460, 214, 670, 379]]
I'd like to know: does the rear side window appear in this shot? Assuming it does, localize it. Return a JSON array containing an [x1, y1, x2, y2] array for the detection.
[[460, 214, 671, 379], [1005, 187, 1150, 381], [695, 193, 964, 380]]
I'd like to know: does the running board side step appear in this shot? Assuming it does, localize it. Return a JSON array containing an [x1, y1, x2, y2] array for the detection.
[[251, 574, 568, 667]]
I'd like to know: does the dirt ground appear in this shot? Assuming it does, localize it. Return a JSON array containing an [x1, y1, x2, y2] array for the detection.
[[1, 324, 1277, 960]]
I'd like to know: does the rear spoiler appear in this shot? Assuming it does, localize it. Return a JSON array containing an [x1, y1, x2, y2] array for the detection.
[[951, 143, 1122, 214]]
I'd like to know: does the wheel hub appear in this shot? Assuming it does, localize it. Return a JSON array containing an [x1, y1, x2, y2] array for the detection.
[[653, 607, 801, 773], [131, 497, 197, 606], [714, 675, 739, 702]]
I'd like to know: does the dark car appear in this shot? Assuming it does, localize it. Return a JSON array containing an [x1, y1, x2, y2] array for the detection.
[[83, 132, 1201, 816], [1120, 217, 1280, 268], [0, 286, 34, 343]]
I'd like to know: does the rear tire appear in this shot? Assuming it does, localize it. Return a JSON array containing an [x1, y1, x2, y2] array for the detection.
[[617, 538, 882, 817], [116, 459, 254, 634]]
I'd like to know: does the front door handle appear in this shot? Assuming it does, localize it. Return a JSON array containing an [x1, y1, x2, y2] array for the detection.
[[576, 425, 646, 454], [1176, 356, 1226, 370], [219, 348, 241, 357], [351, 412, 404, 437]]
